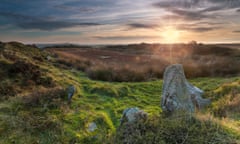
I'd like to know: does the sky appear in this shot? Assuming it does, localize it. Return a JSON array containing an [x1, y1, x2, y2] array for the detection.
[[0, 0, 240, 44]]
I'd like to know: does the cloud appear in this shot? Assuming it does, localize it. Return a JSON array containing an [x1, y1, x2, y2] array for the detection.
[[0, 12, 34, 21], [54, 5, 99, 13], [18, 21, 101, 31], [178, 26, 218, 32], [153, 0, 240, 22], [200, 5, 226, 12], [94, 35, 160, 40], [200, 0, 240, 12], [152, 0, 201, 9], [168, 9, 213, 21], [233, 30, 240, 33], [161, 9, 216, 22], [237, 9, 240, 12], [209, 0, 240, 8], [177, 23, 221, 32], [0, 12, 101, 30], [153, 0, 240, 11], [127, 23, 159, 29]]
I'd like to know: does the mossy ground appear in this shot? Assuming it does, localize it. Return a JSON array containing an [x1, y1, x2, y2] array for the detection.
[[0, 42, 239, 143]]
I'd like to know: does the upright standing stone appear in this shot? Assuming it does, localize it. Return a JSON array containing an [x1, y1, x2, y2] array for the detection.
[[161, 64, 210, 114]]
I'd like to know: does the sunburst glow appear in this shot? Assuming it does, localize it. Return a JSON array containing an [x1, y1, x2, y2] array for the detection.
[[161, 27, 180, 43]]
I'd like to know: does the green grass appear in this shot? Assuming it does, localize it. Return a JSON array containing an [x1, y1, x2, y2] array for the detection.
[[1, 65, 240, 143]]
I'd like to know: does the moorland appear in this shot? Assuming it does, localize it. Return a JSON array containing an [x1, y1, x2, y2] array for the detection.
[[0, 41, 240, 143]]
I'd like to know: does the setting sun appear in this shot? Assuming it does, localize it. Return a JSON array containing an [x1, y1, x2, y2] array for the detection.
[[161, 27, 180, 43]]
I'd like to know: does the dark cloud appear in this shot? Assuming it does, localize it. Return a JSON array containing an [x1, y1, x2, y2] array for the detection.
[[169, 9, 212, 20], [54, 5, 98, 13], [195, 21, 224, 25], [179, 26, 217, 32], [0, 12, 35, 21], [161, 9, 215, 22], [152, 0, 200, 9], [94, 35, 159, 40], [237, 9, 240, 12], [200, 5, 226, 12], [127, 23, 159, 29], [153, 0, 240, 11], [210, 0, 240, 8], [153, 0, 240, 22], [177, 23, 221, 32], [0, 12, 101, 30], [201, 0, 240, 12], [18, 21, 101, 31], [233, 30, 240, 33]]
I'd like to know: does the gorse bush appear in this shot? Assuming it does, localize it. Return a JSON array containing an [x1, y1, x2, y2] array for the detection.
[[22, 87, 67, 108], [8, 60, 55, 87], [0, 80, 17, 98], [86, 67, 163, 82], [210, 81, 240, 118]]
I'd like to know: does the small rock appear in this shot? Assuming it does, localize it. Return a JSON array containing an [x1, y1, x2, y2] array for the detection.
[[67, 85, 75, 101], [100, 56, 111, 59], [88, 122, 97, 132], [121, 107, 147, 124], [46, 56, 52, 61]]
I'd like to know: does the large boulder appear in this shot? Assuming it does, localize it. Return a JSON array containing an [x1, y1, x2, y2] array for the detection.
[[161, 64, 210, 114], [120, 107, 147, 124]]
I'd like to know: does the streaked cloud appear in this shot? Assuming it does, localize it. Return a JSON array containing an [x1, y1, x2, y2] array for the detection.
[[127, 23, 159, 30], [233, 30, 240, 33], [94, 35, 160, 40], [178, 25, 219, 32], [0, 12, 101, 30], [153, 0, 240, 22], [164, 9, 214, 21], [177, 22, 222, 32], [153, 0, 240, 11], [0, 0, 239, 43], [54, 5, 99, 13]]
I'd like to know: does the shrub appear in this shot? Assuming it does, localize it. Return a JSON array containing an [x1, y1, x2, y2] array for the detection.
[[8, 60, 55, 87], [2, 51, 19, 61], [86, 68, 150, 82], [56, 59, 73, 68], [0, 81, 17, 98], [113, 116, 237, 144], [87, 68, 114, 82], [22, 87, 67, 108], [211, 82, 240, 117], [8, 60, 41, 78]]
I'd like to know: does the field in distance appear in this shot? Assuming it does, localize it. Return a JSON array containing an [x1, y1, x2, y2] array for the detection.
[[46, 43, 240, 82]]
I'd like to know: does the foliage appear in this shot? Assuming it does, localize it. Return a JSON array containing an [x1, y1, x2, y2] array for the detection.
[[113, 115, 237, 144], [21, 87, 67, 107]]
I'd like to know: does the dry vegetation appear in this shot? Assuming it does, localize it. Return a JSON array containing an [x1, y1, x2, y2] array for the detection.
[[46, 43, 240, 82]]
